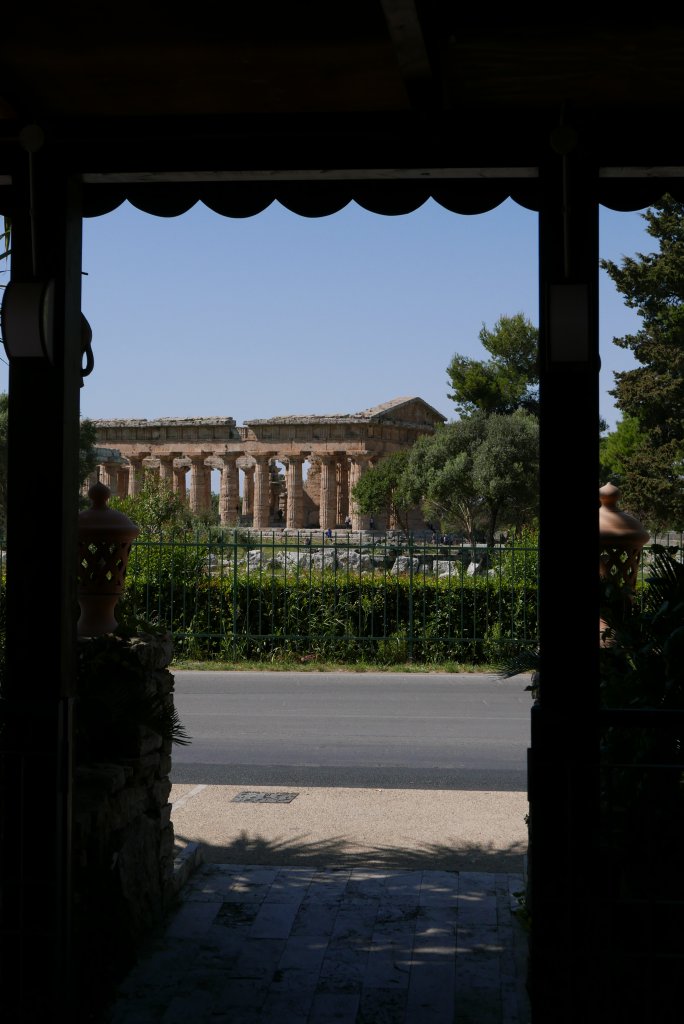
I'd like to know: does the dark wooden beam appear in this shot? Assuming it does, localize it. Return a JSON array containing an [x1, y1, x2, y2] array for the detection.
[[379, 0, 442, 109], [0, 144, 83, 1016], [529, 132, 602, 1022]]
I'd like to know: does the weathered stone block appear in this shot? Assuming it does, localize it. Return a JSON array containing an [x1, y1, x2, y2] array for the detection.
[[72, 630, 184, 1012]]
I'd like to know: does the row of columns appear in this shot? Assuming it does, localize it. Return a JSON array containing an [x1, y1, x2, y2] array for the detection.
[[96, 451, 375, 530]]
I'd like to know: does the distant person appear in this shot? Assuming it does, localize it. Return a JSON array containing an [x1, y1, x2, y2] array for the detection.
[[325, 527, 332, 540], [344, 515, 352, 529], [369, 516, 375, 530]]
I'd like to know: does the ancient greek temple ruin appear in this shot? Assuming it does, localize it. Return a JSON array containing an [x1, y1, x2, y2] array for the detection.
[[89, 396, 446, 530]]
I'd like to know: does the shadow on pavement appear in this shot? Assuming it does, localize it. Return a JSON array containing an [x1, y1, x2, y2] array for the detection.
[[174, 829, 528, 874]]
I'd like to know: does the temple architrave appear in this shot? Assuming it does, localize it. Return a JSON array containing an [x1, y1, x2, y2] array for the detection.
[[88, 396, 446, 531]]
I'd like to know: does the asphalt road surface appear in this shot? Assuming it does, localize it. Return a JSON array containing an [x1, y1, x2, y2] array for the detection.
[[170, 670, 532, 792]]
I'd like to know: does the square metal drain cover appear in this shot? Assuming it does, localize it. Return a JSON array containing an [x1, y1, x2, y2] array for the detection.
[[232, 791, 299, 804]]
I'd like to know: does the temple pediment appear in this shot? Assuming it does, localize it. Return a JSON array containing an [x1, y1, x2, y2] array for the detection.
[[244, 396, 446, 429], [355, 396, 447, 427]]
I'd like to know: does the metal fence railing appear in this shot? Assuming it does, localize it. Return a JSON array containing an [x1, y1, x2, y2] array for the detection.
[[116, 528, 684, 664], [118, 527, 540, 664], [2, 528, 679, 665], [117, 528, 684, 664]]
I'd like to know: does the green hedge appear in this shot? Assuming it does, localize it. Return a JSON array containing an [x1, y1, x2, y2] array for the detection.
[[118, 569, 538, 665]]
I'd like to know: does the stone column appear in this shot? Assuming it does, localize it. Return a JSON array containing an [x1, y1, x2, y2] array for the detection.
[[127, 453, 149, 497], [319, 455, 338, 531], [349, 454, 372, 530], [219, 454, 240, 525], [285, 455, 305, 529], [159, 452, 181, 489], [336, 456, 349, 525], [174, 463, 189, 501], [189, 454, 212, 516], [202, 458, 213, 512], [269, 465, 281, 520], [242, 465, 255, 519], [117, 467, 129, 497], [99, 462, 118, 493], [252, 454, 273, 529], [82, 470, 97, 499]]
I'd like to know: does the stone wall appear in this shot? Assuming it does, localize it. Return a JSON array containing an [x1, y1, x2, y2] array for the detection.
[[71, 631, 189, 1013]]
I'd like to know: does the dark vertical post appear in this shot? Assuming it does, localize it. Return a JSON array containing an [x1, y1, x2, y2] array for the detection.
[[529, 131, 601, 1021], [0, 137, 83, 1015]]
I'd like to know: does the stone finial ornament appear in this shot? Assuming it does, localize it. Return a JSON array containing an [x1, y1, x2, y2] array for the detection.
[[77, 481, 140, 636], [599, 482, 650, 644], [599, 483, 650, 582]]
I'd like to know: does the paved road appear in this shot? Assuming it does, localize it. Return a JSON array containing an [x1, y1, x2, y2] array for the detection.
[[170, 671, 532, 791]]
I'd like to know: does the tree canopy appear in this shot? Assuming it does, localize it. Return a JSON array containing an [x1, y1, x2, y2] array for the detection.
[[600, 194, 684, 529], [350, 450, 412, 532], [79, 418, 99, 490], [397, 410, 539, 549], [599, 416, 647, 490], [109, 474, 194, 535], [354, 316, 541, 545], [446, 313, 539, 418]]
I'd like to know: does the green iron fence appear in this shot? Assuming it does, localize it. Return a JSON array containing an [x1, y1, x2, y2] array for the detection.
[[118, 528, 542, 664], [0, 528, 680, 667], [116, 528, 684, 666]]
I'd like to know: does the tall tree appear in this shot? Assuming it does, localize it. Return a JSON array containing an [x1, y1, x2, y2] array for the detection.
[[599, 416, 647, 489], [446, 313, 539, 418], [399, 410, 539, 550], [350, 451, 411, 531], [600, 194, 684, 529]]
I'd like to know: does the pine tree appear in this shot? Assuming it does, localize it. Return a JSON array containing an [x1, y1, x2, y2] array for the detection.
[[446, 313, 539, 418], [600, 194, 684, 530]]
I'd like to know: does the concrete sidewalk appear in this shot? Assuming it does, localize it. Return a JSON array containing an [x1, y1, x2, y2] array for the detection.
[[170, 782, 529, 874]]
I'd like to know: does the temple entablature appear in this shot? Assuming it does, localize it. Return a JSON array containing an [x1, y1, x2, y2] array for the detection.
[[88, 397, 446, 529], [94, 416, 241, 446]]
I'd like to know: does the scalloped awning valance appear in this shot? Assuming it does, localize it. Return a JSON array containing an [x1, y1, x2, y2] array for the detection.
[[2, 171, 681, 221], [1, 174, 680, 221]]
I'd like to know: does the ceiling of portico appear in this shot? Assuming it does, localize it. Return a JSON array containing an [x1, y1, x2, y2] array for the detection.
[[1, 12, 684, 218]]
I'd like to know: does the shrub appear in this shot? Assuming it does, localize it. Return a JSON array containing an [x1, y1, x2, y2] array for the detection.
[[120, 558, 539, 666]]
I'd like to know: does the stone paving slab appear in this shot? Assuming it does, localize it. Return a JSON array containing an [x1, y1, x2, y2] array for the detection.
[[105, 864, 531, 1023]]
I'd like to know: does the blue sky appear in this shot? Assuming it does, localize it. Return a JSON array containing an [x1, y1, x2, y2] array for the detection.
[[3, 196, 652, 431]]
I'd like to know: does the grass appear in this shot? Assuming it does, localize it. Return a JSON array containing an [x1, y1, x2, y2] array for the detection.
[[170, 656, 505, 673]]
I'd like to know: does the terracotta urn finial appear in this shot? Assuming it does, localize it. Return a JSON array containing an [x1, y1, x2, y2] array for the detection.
[[599, 483, 650, 550], [77, 481, 140, 636], [599, 482, 649, 644]]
